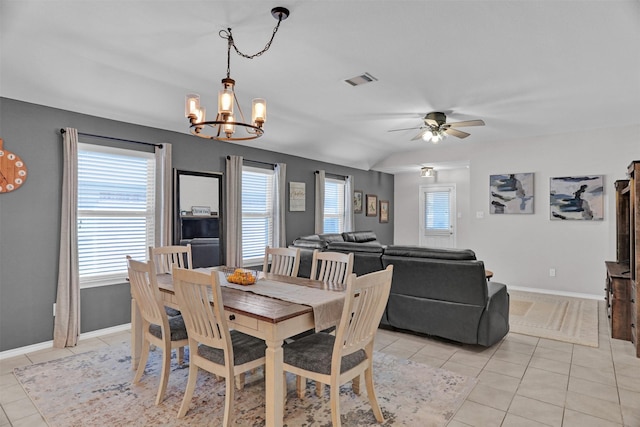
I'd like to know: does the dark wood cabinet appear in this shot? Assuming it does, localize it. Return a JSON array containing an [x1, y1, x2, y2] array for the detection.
[[605, 261, 631, 340], [609, 160, 640, 357]]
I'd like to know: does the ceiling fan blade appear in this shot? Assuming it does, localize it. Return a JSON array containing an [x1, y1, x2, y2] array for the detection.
[[447, 119, 485, 128], [388, 126, 422, 133], [425, 118, 439, 127], [444, 128, 470, 139], [411, 129, 430, 141]]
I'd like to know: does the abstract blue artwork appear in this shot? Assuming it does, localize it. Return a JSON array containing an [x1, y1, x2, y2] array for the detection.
[[549, 175, 604, 220], [490, 173, 534, 214]]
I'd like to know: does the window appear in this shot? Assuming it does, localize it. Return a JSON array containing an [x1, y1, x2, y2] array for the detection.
[[324, 177, 346, 233], [77, 143, 156, 288], [242, 166, 275, 265]]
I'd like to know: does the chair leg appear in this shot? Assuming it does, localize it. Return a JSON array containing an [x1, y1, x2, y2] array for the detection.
[[364, 367, 384, 423], [133, 339, 151, 384], [296, 375, 306, 399], [155, 340, 172, 405], [223, 373, 235, 427], [177, 346, 185, 366], [352, 374, 361, 395], [177, 363, 199, 418], [235, 373, 245, 390], [329, 380, 342, 427], [316, 381, 324, 397]]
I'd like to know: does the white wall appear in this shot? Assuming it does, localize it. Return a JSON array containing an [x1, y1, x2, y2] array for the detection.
[[393, 125, 639, 298]]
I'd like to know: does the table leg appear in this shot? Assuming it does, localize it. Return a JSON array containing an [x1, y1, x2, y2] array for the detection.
[[265, 338, 285, 427], [130, 297, 142, 370]]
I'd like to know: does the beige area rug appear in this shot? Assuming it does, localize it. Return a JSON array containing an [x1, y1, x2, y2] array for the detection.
[[509, 290, 599, 347], [14, 343, 476, 426]]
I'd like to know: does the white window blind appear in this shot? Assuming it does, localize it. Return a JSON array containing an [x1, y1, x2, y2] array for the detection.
[[77, 143, 156, 288], [424, 189, 450, 233], [324, 177, 345, 233], [242, 166, 275, 265]]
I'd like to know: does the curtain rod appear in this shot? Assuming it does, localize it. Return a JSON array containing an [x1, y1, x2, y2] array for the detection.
[[60, 129, 162, 148], [315, 170, 348, 179], [227, 155, 275, 168]]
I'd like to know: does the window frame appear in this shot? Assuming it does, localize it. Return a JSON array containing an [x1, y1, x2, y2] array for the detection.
[[323, 176, 346, 234]]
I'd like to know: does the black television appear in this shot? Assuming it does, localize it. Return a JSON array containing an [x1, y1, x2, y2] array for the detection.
[[181, 217, 219, 239]]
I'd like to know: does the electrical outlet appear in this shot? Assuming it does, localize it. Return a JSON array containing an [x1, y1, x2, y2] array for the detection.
[[53, 302, 56, 317], [476, 211, 484, 219], [549, 268, 556, 277]]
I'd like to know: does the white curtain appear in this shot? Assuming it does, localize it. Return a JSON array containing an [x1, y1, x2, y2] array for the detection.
[[53, 128, 80, 348], [344, 175, 355, 232], [274, 163, 287, 247], [155, 143, 172, 246], [225, 155, 243, 267], [314, 170, 325, 234]]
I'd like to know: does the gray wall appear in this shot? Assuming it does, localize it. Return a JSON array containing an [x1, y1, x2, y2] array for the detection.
[[0, 97, 394, 352]]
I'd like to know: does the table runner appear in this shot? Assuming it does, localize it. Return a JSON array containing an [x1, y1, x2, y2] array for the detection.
[[214, 271, 344, 331]]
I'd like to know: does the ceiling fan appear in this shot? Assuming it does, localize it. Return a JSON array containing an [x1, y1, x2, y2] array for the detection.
[[389, 112, 485, 143]]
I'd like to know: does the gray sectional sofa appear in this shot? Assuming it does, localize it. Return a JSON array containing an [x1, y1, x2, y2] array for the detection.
[[290, 231, 509, 346]]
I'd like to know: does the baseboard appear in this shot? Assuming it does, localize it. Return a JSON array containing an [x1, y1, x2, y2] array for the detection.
[[0, 323, 131, 360], [508, 285, 601, 301]]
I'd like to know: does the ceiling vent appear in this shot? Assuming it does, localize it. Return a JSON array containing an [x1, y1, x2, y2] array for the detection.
[[344, 72, 378, 87]]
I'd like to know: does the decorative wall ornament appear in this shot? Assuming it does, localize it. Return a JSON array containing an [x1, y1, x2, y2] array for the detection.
[[489, 173, 534, 214], [289, 181, 305, 211], [549, 175, 604, 220]]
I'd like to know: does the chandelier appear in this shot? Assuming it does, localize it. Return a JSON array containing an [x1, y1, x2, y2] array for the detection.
[[185, 7, 290, 141]]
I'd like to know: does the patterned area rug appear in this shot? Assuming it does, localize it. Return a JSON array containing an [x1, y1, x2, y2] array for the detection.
[[14, 343, 476, 426], [509, 290, 599, 347]]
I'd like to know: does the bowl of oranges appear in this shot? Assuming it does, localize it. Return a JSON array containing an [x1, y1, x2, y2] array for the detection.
[[224, 268, 257, 286]]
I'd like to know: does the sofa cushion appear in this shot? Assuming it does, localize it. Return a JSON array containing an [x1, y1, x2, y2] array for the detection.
[[383, 245, 476, 260], [327, 241, 384, 253], [290, 238, 327, 250], [318, 233, 345, 243], [342, 230, 378, 243]]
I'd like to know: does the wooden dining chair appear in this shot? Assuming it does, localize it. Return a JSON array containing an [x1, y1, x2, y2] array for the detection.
[[172, 266, 267, 425], [263, 246, 300, 277], [126, 256, 189, 405], [310, 250, 354, 288], [305, 250, 354, 395], [282, 265, 393, 427], [149, 244, 193, 274], [149, 245, 193, 316]]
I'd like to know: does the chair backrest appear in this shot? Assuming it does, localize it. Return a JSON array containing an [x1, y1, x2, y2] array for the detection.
[[333, 265, 393, 360], [172, 267, 233, 363], [263, 246, 300, 277], [126, 256, 166, 327], [149, 245, 193, 274], [310, 250, 354, 287]]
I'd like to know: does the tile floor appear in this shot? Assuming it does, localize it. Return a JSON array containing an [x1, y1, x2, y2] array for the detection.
[[1, 301, 639, 426]]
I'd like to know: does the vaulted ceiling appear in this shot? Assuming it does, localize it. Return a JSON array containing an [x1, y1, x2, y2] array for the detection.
[[2, 1, 639, 173]]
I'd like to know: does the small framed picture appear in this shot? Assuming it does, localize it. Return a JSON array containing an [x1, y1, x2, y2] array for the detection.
[[366, 194, 377, 217], [379, 200, 389, 223], [353, 190, 363, 214]]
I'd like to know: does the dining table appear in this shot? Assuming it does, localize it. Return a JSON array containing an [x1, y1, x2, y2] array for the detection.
[[129, 267, 346, 427]]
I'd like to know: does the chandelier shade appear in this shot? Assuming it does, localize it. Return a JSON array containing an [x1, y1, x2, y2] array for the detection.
[[185, 7, 289, 141]]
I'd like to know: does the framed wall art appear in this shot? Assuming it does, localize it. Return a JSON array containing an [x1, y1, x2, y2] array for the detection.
[[379, 200, 389, 223], [289, 181, 306, 212], [353, 190, 363, 214], [549, 175, 604, 220], [489, 172, 534, 214], [366, 194, 377, 217]]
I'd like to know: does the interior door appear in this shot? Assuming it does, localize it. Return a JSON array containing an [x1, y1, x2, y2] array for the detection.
[[419, 185, 456, 248]]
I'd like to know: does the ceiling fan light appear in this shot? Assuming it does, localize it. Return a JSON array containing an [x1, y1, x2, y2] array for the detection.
[[422, 132, 432, 142]]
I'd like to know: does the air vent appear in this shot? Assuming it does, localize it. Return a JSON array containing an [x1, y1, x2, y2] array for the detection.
[[344, 72, 378, 86]]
